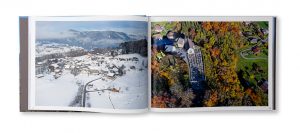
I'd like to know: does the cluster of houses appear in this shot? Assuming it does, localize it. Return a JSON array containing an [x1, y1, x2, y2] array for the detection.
[[35, 51, 142, 79]]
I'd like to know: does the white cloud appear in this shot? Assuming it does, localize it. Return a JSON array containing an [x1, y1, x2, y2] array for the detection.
[[36, 29, 76, 39]]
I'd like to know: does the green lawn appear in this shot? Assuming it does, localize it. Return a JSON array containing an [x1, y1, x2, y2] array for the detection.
[[236, 46, 268, 79], [257, 21, 269, 29]]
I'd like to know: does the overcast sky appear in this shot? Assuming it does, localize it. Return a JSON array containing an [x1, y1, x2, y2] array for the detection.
[[35, 21, 147, 39]]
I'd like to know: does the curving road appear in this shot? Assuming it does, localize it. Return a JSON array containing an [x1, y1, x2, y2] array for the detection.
[[240, 47, 268, 60], [82, 77, 103, 107]]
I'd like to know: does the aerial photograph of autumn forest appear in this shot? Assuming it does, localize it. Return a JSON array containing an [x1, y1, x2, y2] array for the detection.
[[151, 21, 269, 108]]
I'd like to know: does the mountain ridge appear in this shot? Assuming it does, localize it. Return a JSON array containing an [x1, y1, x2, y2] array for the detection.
[[36, 30, 145, 50]]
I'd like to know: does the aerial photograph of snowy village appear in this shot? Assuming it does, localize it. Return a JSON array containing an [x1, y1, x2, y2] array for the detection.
[[151, 21, 269, 108], [34, 21, 148, 109]]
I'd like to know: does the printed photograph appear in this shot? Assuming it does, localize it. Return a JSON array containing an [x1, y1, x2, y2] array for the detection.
[[34, 21, 148, 109], [151, 21, 269, 108]]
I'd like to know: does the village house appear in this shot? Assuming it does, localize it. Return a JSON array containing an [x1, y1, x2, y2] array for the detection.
[[119, 58, 126, 61], [36, 74, 44, 78], [100, 67, 109, 74], [91, 56, 98, 61], [49, 63, 59, 72], [252, 46, 260, 54], [112, 67, 118, 73], [250, 38, 259, 44], [54, 69, 61, 73], [64, 64, 71, 70], [130, 66, 136, 70], [80, 68, 89, 74], [89, 69, 99, 75], [107, 72, 115, 79], [87, 66, 99, 75], [259, 80, 268, 93], [70, 65, 75, 69], [132, 57, 139, 61]]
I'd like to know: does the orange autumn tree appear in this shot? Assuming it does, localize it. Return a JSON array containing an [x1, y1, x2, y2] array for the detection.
[[201, 22, 247, 106], [151, 21, 268, 107]]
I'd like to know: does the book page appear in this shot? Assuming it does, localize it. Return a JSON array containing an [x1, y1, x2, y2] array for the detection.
[[27, 16, 149, 113], [149, 16, 275, 112]]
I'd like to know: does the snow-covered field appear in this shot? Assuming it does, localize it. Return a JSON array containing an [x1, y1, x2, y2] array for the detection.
[[35, 53, 148, 109], [87, 69, 147, 109], [35, 44, 84, 57]]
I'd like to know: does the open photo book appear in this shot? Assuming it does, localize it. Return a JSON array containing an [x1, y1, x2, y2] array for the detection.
[[19, 16, 276, 113]]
